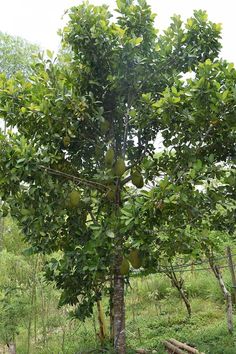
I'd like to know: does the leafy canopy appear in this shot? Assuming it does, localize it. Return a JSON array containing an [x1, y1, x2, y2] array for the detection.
[[0, 0, 228, 319]]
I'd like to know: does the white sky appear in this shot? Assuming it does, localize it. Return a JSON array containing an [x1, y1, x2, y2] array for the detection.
[[0, 0, 235, 63]]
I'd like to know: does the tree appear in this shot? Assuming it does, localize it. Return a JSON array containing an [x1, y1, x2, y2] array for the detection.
[[0, 32, 39, 78], [0, 32, 40, 250], [0, 1, 224, 352]]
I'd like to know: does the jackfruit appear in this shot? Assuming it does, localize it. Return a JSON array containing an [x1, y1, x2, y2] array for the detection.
[[63, 135, 71, 147], [128, 249, 142, 269], [131, 171, 144, 188], [120, 258, 130, 275], [69, 190, 80, 207], [106, 185, 116, 201], [113, 157, 126, 177], [105, 148, 115, 166]]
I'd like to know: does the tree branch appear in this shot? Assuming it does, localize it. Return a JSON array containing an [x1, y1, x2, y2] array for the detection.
[[40, 166, 108, 191]]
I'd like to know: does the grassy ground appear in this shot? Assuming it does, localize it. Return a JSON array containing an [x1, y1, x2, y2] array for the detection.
[[12, 269, 236, 353], [124, 272, 236, 353]]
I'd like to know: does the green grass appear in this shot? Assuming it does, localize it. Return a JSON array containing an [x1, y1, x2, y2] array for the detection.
[[9, 270, 236, 353], [123, 272, 236, 353]]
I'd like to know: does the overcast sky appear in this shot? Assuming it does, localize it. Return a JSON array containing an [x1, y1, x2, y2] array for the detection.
[[0, 0, 235, 63]]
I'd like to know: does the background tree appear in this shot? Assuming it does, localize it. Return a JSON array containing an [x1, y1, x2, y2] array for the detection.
[[0, 32, 40, 252], [0, 32, 39, 78]]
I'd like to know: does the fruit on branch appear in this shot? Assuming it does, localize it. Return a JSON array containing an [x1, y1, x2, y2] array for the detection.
[[113, 157, 126, 177], [131, 170, 144, 188], [128, 249, 142, 269], [105, 148, 115, 166], [120, 258, 130, 275], [106, 185, 116, 201], [69, 190, 81, 207]]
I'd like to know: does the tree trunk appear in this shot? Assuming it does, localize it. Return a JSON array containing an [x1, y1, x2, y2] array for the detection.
[[166, 268, 191, 317], [27, 273, 36, 354], [0, 202, 4, 251], [61, 325, 66, 354], [27, 315, 32, 354], [33, 273, 37, 344], [40, 285, 47, 345], [109, 277, 114, 343], [113, 254, 126, 354], [209, 258, 233, 334], [112, 177, 126, 353], [226, 246, 236, 304], [97, 300, 107, 345], [177, 285, 191, 318], [7, 342, 16, 354]]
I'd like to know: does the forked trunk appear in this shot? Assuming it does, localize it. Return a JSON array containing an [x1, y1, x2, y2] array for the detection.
[[166, 270, 191, 317]]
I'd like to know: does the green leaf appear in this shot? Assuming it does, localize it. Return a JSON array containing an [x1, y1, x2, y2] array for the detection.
[[106, 230, 115, 238], [46, 49, 53, 59], [208, 154, 214, 163], [193, 160, 202, 171]]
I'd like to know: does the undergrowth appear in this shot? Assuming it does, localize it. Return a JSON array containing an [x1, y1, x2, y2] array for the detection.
[[5, 270, 236, 353]]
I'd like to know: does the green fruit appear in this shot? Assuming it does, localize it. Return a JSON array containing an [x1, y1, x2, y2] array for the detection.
[[131, 171, 144, 188], [120, 258, 130, 275], [63, 135, 71, 147], [128, 249, 142, 269], [106, 185, 116, 201], [69, 190, 81, 207], [113, 157, 126, 177], [105, 148, 115, 166], [101, 120, 110, 133]]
